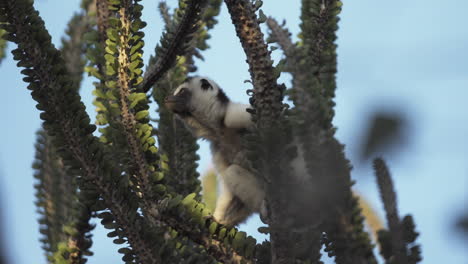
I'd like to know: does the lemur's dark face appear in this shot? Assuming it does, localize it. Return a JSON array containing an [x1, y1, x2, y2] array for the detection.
[[164, 77, 229, 116], [164, 84, 191, 115]]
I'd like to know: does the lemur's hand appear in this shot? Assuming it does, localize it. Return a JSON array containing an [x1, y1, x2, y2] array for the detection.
[[164, 93, 190, 114]]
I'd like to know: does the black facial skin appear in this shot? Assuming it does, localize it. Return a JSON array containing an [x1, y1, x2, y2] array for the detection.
[[164, 88, 192, 115], [200, 78, 213, 90]]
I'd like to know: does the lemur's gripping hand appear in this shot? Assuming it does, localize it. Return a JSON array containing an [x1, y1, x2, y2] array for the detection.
[[164, 88, 191, 115]]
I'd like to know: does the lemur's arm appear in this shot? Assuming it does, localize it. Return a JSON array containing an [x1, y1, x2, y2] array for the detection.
[[224, 103, 253, 129]]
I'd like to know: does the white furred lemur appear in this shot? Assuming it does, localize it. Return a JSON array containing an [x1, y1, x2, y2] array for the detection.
[[164, 76, 265, 226]]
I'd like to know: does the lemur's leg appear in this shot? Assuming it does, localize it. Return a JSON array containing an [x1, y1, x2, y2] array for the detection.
[[221, 164, 265, 212], [213, 186, 252, 226]]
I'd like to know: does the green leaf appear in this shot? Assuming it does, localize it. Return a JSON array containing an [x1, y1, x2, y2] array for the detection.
[[105, 45, 117, 55], [118, 247, 132, 254], [128, 93, 146, 109], [152, 171, 164, 182], [104, 53, 116, 64], [129, 59, 141, 71], [108, 17, 120, 27], [106, 28, 119, 42], [154, 184, 166, 193], [134, 76, 143, 85], [228, 228, 237, 239], [209, 222, 218, 234], [181, 193, 197, 206], [258, 10, 267, 23], [168, 195, 183, 209], [219, 228, 227, 239], [233, 231, 247, 250], [135, 110, 149, 120], [105, 80, 118, 89], [113, 238, 126, 244], [254, 0, 263, 10], [258, 226, 270, 234], [130, 41, 143, 55], [85, 66, 102, 79], [146, 137, 156, 145], [106, 65, 116, 76]]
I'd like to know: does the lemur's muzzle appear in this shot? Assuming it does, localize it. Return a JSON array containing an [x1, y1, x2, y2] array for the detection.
[[164, 95, 190, 115]]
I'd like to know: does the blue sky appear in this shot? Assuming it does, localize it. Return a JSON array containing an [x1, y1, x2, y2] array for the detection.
[[1, 0, 467, 263]]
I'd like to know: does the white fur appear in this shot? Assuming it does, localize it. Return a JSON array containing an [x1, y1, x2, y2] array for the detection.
[[224, 103, 253, 129], [221, 164, 264, 211]]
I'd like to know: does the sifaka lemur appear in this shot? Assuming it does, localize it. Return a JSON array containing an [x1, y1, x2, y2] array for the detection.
[[164, 76, 347, 228], [164, 76, 266, 226]]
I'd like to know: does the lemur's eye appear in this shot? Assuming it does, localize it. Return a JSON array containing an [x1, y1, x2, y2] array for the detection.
[[176, 87, 188, 95], [200, 79, 213, 90]]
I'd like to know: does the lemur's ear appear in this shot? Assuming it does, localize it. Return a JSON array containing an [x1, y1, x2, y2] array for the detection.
[[200, 78, 213, 90]]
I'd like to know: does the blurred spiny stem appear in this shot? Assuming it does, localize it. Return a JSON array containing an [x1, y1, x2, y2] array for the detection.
[[62, 13, 92, 91], [374, 158, 422, 264], [374, 158, 404, 260], [158, 2, 172, 27], [290, 1, 376, 263], [297, 0, 340, 131], [95, 0, 110, 40], [33, 8, 94, 263], [266, 17, 297, 72], [224, 1, 299, 263]]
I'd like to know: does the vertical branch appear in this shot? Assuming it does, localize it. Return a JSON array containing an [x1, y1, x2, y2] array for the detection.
[[116, 0, 152, 192], [280, 1, 378, 263], [33, 131, 67, 260], [232, 1, 375, 263], [34, 130, 95, 264], [223, 0, 282, 125], [223, 1, 301, 263], [101, 0, 167, 233], [141, 0, 208, 92], [154, 72, 202, 196], [158, 2, 172, 26], [297, 0, 340, 130], [95, 0, 110, 40], [61, 14, 92, 91], [85, 0, 122, 155], [32, 10, 94, 263], [374, 158, 403, 252], [374, 158, 422, 264], [266, 17, 297, 69], [151, 0, 221, 196]]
